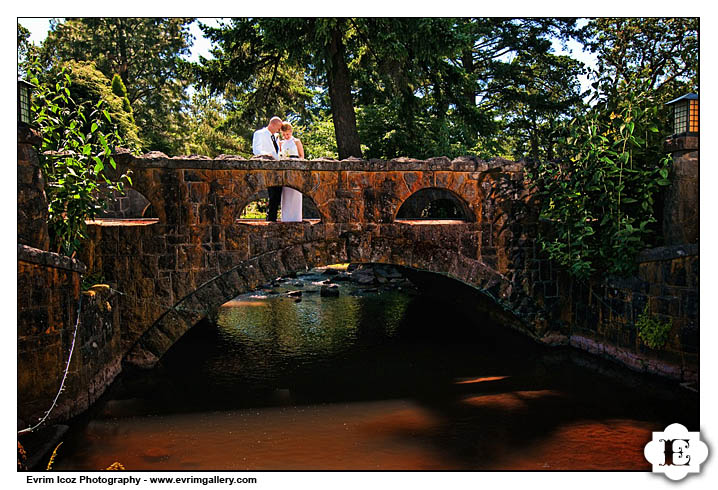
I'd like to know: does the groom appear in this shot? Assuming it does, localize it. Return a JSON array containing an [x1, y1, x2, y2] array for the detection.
[[252, 116, 283, 221]]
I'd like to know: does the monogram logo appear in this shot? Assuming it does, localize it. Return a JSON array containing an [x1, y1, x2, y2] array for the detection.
[[644, 423, 709, 481]]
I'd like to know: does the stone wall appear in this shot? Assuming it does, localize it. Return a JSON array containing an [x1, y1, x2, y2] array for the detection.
[[663, 136, 698, 245], [546, 244, 699, 383], [17, 246, 122, 429], [17, 125, 49, 250]]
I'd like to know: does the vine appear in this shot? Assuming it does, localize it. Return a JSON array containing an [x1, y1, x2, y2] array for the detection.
[[636, 304, 673, 349], [27, 56, 132, 257]]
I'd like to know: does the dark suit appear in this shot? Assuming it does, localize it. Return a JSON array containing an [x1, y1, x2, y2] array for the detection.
[[252, 127, 281, 221]]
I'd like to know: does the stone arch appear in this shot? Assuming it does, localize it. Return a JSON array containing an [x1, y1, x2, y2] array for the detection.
[[100, 188, 156, 219], [108, 166, 176, 224], [236, 186, 322, 221], [124, 233, 539, 369], [391, 179, 484, 223], [395, 187, 474, 221]]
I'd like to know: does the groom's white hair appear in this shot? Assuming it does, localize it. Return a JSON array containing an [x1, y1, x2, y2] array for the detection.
[[269, 116, 282, 124]]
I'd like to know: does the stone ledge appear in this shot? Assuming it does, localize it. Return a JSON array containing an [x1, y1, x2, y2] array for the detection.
[[17, 244, 87, 273], [18, 123, 42, 146], [636, 244, 699, 263], [665, 135, 698, 152], [116, 152, 526, 173]]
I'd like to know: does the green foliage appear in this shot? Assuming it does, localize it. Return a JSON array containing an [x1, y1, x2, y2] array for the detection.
[[111, 74, 134, 120], [17, 23, 32, 71], [527, 18, 697, 280], [111, 74, 127, 98], [487, 53, 587, 161], [28, 58, 132, 256], [191, 18, 587, 160], [636, 304, 672, 349], [583, 18, 698, 98], [178, 87, 248, 158], [240, 199, 270, 219], [61, 61, 142, 150], [194, 19, 316, 136], [288, 113, 338, 160], [528, 89, 672, 279], [350, 19, 583, 160]]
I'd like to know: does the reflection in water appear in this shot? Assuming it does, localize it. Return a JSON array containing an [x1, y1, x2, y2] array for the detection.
[[55, 270, 698, 471]]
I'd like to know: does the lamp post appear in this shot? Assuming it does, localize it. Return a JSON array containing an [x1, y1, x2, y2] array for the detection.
[[665, 93, 698, 137], [663, 93, 699, 246], [18, 79, 35, 126]]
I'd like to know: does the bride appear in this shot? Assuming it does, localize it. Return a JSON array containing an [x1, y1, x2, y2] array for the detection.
[[279, 122, 304, 222]]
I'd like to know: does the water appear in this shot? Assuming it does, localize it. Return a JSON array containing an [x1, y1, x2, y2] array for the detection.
[[55, 268, 698, 471]]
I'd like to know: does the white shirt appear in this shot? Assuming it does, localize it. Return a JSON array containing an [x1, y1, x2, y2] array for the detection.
[[252, 127, 279, 160]]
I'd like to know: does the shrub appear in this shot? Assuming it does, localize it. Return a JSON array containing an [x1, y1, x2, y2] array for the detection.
[[527, 88, 672, 279]]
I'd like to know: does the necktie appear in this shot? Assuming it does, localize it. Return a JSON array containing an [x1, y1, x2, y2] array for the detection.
[[271, 134, 278, 153]]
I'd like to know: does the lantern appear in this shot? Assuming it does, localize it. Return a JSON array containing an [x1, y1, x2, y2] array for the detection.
[[18, 78, 35, 125], [665, 93, 698, 137]]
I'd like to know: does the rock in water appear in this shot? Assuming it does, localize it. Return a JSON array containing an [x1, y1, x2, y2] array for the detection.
[[320, 284, 340, 297]]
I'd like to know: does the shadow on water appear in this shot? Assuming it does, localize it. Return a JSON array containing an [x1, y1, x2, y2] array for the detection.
[[55, 266, 698, 470]]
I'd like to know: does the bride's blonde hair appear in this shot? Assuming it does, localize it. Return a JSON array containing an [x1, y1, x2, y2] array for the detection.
[[280, 122, 293, 132]]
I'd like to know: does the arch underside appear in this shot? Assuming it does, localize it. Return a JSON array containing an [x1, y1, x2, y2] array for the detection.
[[125, 233, 539, 369]]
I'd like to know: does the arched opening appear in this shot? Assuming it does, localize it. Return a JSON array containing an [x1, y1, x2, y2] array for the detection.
[[95, 188, 158, 222], [238, 187, 321, 222], [395, 187, 473, 222]]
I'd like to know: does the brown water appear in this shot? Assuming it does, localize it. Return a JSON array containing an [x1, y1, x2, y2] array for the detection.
[[55, 269, 698, 471]]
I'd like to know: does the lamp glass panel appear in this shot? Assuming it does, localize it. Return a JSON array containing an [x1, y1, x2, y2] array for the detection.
[[673, 102, 689, 135], [689, 99, 699, 133], [19, 87, 31, 123]]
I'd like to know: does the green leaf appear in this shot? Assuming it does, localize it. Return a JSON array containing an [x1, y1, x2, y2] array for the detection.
[[92, 156, 104, 174]]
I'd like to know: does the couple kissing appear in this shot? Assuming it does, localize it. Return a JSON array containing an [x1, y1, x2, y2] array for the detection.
[[252, 116, 305, 222]]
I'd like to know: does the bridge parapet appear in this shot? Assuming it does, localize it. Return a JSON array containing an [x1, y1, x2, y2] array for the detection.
[[109, 151, 531, 226]]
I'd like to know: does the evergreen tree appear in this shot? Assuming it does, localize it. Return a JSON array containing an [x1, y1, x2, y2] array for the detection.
[[111, 73, 135, 123]]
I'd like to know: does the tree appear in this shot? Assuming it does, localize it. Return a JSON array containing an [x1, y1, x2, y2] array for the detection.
[[194, 18, 364, 159], [111, 74, 135, 120], [486, 53, 586, 161], [39, 17, 195, 154], [583, 18, 698, 101], [179, 87, 248, 157], [17, 23, 32, 72], [352, 18, 583, 159]]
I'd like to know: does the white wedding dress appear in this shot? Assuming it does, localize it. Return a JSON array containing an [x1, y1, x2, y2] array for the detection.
[[280, 138, 303, 222]]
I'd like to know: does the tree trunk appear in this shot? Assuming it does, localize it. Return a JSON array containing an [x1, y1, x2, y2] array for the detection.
[[326, 25, 363, 159]]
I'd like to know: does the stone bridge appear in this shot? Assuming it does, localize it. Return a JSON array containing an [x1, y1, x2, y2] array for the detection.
[[83, 152, 556, 369]]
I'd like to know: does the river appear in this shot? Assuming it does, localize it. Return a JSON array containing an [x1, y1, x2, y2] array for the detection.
[[55, 265, 698, 471]]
